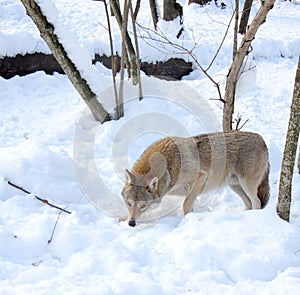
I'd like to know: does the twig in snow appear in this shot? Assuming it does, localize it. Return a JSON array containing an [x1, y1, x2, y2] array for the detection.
[[48, 210, 64, 244], [6, 180, 72, 214]]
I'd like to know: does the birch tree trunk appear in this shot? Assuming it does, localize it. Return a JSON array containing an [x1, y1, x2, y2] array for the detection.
[[222, 0, 276, 131], [20, 0, 110, 123], [277, 56, 300, 222]]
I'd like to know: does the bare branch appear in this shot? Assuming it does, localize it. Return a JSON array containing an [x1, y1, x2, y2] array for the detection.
[[205, 8, 236, 72], [7, 180, 72, 214], [234, 114, 249, 130], [48, 210, 64, 244], [138, 24, 224, 102]]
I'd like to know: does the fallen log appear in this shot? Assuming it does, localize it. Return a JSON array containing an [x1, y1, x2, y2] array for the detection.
[[0, 53, 193, 80]]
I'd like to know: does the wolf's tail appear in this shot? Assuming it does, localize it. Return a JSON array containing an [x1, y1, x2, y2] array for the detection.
[[257, 163, 270, 208]]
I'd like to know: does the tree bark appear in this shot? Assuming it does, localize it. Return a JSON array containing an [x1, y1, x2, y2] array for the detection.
[[277, 56, 300, 222], [20, 0, 110, 123], [222, 0, 276, 131], [119, 0, 130, 119], [149, 0, 159, 30], [102, 0, 120, 119], [239, 0, 253, 34], [233, 0, 239, 60], [134, 0, 141, 20], [130, 1, 143, 100]]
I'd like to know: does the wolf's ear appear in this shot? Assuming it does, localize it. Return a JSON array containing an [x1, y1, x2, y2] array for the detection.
[[125, 169, 135, 184], [147, 177, 159, 194]]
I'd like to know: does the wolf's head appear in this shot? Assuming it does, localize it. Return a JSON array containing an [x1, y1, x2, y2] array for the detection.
[[121, 169, 161, 227]]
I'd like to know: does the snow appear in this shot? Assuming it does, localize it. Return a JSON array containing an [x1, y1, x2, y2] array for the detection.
[[1, 0, 300, 294]]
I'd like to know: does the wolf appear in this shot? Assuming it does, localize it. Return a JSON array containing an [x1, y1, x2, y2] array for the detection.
[[121, 131, 270, 227]]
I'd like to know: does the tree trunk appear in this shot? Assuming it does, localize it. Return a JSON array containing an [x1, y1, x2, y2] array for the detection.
[[163, 0, 182, 22], [20, 0, 110, 123], [277, 56, 300, 222], [222, 0, 276, 131], [233, 0, 239, 60], [130, 1, 143, 100], [119, 0, 130, 119], [149, 0, 159, 29], [239, 0, 253, 34], [110, 0, 138, 85], [133, 0, 141, 20], [102, 0, 120, 119]]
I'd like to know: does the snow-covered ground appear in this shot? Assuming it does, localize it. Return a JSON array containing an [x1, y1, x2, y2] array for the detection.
[[1, 0, 300, 294]]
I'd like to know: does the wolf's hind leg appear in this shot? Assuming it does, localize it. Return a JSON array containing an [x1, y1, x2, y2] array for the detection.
[[239, 179, 261, 209], [229, 184, 252, 210]]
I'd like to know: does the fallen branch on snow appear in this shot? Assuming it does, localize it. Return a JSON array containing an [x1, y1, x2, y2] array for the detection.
[[48, 210, 63, 244], [6, 180, 72, 214]]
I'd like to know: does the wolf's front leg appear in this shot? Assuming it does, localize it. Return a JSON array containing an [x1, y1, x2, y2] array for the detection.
[[118, 215, 128, 222], [183, 174, 207, 215], [183, 192, 198, 215]]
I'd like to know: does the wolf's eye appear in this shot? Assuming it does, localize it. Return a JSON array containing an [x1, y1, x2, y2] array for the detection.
[[145, 185, 150, 193], [138, 203, 147, 211], [126, 201, 133, 208]]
